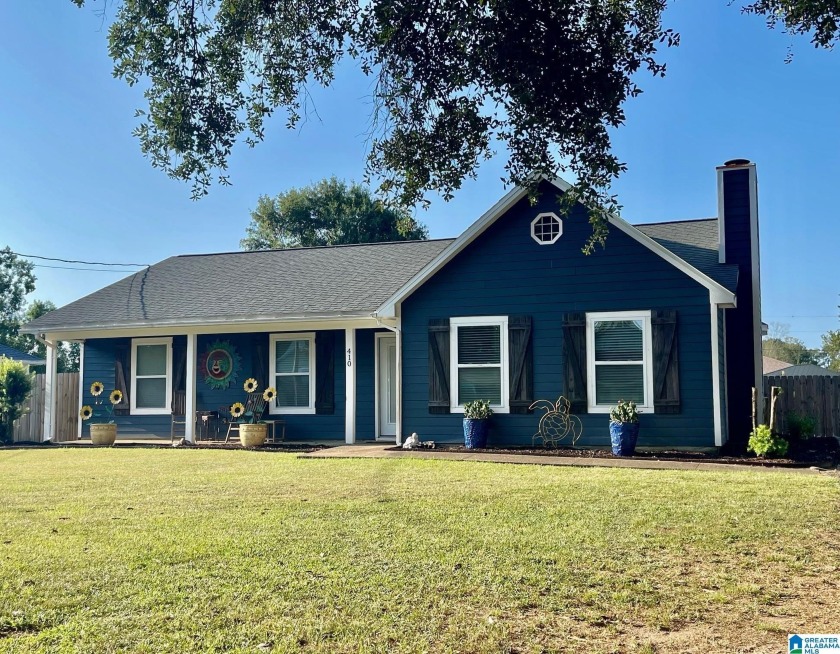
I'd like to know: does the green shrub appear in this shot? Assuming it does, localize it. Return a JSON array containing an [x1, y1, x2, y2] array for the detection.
[[747, 425, 789, 458], [786, 411, 817, 440], [463, 400, 493, 420], [609, 400, 639, 424], [0, 357, 34, 444]]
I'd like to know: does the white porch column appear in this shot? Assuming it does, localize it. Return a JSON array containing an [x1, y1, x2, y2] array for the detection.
[[395, 320, 403, 446], [185, 333, 197, 442], [345, 328, 356, 444], [77, 342, 85, 440], [43, 338, 58, 442]]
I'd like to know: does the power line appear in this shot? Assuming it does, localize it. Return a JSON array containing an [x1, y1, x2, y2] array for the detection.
[[10, 251, 149, 267], [31, 263, 144, 273]]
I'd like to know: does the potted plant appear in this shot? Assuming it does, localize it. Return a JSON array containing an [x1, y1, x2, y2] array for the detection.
[[463, 399, 493, 449], [230, 378, 275, 447], [80, 381, 123, 446], [609, 400, 640, 456]]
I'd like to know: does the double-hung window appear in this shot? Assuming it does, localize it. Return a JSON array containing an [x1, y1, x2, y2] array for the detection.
[[586, 311, 653, 412], [450, 316, 509, 412], [269, 333, 316, 414], [130, 337, 172, 414]]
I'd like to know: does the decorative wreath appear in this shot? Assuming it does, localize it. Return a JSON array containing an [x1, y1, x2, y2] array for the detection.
[[198, 339, 242, 390]]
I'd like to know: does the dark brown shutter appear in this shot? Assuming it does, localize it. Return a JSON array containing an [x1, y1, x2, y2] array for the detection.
[[114, 343, 130, 415], [652, 310, 680, 414], [172, 341, 187, 392], [252, 336, 268, 390], [428, 318, 450, 414], [315, 331, 335, 415], [509, 316, 533, 414], [563, 313, 587, 413]]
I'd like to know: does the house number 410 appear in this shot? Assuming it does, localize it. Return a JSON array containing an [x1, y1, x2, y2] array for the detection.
[[346, 348, 352, 367]]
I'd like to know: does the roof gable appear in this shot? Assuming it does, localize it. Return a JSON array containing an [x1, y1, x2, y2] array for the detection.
[[376, 178, 738, 317]]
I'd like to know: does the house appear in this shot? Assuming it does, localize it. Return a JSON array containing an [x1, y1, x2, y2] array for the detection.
[[763, 356, 840, 377], [22, 159, 763, 449], [0, 343, 46, 370]]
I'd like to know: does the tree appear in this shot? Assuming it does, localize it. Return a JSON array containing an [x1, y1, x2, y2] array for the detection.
[[820, 330, 840, 371], [71, 0, 836, 251], [16, 301, 80, 374], [241, 178, 428, 250], [762, 336, 818, 365], [0, 247, 36, 346]]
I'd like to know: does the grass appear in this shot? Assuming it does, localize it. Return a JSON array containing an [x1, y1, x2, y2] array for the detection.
[[0, 449, 838, 653]]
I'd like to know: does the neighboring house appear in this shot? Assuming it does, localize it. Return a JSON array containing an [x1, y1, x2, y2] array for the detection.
[[0, 343, 45, 370], [763, 356, 840, 377], [22, 159, 763, 449]]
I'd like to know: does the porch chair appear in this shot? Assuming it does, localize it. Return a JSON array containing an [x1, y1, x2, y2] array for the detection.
[[170, 390, 187, 443], [224, 392, 267, 443]]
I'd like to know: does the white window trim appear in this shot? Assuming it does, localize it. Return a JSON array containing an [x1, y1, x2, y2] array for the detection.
[[130, 337, 173, 415], [585, 311, 654, 414], [449, 316, 509, 413], [531, 212, 563, 245], [269, 332, 316, 415]]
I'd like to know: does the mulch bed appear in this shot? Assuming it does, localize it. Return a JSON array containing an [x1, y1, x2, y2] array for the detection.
[[388, 437, 840, 469]]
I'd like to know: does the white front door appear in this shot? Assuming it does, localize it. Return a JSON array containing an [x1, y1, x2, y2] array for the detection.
[[377, 334, 397, 439]]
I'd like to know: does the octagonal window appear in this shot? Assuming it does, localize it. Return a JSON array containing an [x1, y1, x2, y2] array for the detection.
[[531, 212, 562, 245]]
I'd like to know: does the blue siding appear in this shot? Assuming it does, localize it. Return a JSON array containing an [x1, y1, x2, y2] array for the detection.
[[400, 182, 716, 448], [83, 330, 355, 440], [355, 328, 390, 440]]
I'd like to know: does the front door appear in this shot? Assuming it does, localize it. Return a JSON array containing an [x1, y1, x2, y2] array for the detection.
[[377, 334, 397, 439]]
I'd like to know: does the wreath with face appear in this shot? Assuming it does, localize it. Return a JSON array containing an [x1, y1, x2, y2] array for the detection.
[[198, 339, 242, 390]]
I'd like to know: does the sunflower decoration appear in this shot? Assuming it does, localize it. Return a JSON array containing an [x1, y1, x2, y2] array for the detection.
[[243, 378, 259, 393], [79, 405, 93, 420], [230, 402, 245, 419], [90, 381, 105, 397], [263, 386, 277, 403], [109, 390, 123, 405]]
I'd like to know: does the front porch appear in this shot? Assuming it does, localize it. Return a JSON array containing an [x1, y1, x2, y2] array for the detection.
[[39, 319, 402, 445]]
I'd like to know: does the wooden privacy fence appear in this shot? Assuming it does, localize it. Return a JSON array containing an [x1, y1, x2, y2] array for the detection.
[[763, 375, 840, 438], [12, 373, 79, 443]]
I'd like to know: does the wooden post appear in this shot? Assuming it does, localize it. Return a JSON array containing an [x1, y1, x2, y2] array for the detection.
[[769, 386, 781, 434]]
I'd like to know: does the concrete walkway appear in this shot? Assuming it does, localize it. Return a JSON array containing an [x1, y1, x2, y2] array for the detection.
[[300, 444, 837, 475]]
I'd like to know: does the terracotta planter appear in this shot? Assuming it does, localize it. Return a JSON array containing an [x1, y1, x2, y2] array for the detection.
[[90, 423, 117, 446], [239, 423, 268, 448]]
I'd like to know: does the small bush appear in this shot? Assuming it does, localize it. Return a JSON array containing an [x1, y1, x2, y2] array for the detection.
[[463, 400, 493, 420], [748, 425, 789, 458], [786, 411, 817, 440], [0, 357, 34, 444], [609, 399, 639, 424]]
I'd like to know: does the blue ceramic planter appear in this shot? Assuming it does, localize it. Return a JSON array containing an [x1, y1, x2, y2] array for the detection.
[[463, 418, 490, 448], [609, 422, 640, 456]]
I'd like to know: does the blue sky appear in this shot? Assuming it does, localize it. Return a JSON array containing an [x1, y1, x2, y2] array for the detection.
[[1, 2, 838, 347]]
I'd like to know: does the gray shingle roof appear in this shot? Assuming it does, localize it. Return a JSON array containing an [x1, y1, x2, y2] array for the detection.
[[24, 239, 455, 333], [0, 343, 45, 365], [634, 218, 739, 292]]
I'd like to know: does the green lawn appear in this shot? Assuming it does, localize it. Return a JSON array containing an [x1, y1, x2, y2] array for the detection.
[[0, 450, 837, 653]]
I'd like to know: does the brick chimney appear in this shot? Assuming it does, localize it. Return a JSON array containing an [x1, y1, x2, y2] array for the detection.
[[717, 159, 762, 449]]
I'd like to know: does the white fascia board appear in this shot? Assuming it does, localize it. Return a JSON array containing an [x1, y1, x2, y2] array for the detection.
[[34, 316, 382, 342], [376, 175, 736, 316]]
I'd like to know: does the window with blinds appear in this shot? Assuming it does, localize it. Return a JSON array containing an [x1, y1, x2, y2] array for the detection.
[[270, 333, 316, 413], [130, 337, 172, 414], [586, 312, 653, 411], [451, 317, 509, 409]]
